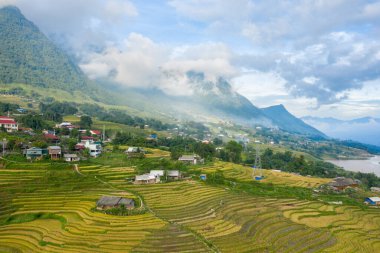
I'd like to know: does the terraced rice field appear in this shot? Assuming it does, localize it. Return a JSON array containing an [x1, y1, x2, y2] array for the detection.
[[0, 161, 380, 252], [202, 161, 331, 188]]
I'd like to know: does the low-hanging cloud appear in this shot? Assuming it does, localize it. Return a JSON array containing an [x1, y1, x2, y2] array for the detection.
[[80, 33, 236, 96]]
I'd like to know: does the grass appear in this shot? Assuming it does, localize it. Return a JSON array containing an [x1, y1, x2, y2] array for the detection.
[[0, 155, 380, 252]]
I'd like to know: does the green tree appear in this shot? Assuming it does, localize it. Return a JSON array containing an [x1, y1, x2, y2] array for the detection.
[[225, 141, 243, 163], [79, 116, 93, 129]]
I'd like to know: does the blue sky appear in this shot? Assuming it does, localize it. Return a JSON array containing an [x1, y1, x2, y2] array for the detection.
[[1, 0, 380, 119]]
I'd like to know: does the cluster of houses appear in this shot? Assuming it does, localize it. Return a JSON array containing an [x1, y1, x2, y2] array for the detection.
[[134, 170, 182, 184], [25, 146, 80, 162]]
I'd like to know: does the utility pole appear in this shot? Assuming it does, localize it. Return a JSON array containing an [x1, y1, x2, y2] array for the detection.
[[2, 138, 6, 157], [102, 125, 105, 142], [252, 144, 262, 180]]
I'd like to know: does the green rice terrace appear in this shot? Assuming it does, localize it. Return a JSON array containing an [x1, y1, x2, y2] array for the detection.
[[0, 156, 380, 253]]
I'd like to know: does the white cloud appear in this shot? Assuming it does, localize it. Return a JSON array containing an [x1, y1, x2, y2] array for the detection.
[[80, 34, 235, 96], [231, 71, 287, 98]]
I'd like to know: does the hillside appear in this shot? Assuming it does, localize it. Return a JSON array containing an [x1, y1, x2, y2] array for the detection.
[[262, 104, 326, 137], [0, 6, 90, 91]]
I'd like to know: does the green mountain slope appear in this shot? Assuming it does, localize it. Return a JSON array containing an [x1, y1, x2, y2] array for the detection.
[[261, 104, 326, 137], [0, 6, 87, 91]]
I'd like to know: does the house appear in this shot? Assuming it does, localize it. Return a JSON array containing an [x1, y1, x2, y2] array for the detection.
[[0, 116, 18, 132], [57, 122, 73, 128], [48, 146, 61, 159], [125, 147, 145, 158], [178, 154, 203, 165], [79, 140, 102, 157], [25, 147, 48, 159], [146, 133, 158, 140], [200, 174, 207, 181], [90, 130, 101, 136], [81, 136, 94, 141], [327, 177, 360, 191], [150, 170, 164, 182], [150, 170, 164, 177], [44, 133, 60, 144], [167, 170, 181, 180], [365, 197, 380, 206], [370, 187, 380, 193], [64, 154, 80, 162], [16, 108, 27, 113], [75, 143, 85, 151], [134, 174, 157, 184], [96, 196, 135, 210]]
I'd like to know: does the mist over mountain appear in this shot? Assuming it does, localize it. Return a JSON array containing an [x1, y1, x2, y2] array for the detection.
[[0, 5, 326, 138], [302, 116, 380, 146]]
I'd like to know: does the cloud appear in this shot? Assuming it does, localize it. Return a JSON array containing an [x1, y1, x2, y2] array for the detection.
[[0, 0, 138, 54], [80, 34, 235, 96]]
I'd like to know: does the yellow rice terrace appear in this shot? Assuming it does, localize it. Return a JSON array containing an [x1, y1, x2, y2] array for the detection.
[[0, 157, 380, 253]]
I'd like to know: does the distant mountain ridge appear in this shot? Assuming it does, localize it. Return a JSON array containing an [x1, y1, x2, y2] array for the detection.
[[261, 105, 326, 137], [302, 116, 380, 146]]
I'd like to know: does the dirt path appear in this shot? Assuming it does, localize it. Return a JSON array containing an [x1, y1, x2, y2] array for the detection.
[[73, 164, 85, 176]]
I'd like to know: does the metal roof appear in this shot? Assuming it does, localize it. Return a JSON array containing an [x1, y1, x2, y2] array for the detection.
[[96, 196, 134, 207], [135, 174, 156, 181], [150, 170, 164, 176], [368, 197, 380, 202]]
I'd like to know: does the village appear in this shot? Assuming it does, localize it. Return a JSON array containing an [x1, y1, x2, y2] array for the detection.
[[1, 114, 380, 214]]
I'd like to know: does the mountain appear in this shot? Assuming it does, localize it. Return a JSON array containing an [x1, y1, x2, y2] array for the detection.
[[0, 6, 89, 92], [302, 116, 380, 146], [261, 105, 326, 137], [185, 71, 270, 122], [0, 6, 324, 137]]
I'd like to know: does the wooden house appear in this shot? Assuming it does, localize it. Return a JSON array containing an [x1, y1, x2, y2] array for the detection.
[[167, 170, 181, 180], [125, 147, 145, 158], [178, 154, 203, 165], [134, 174, 157, 184], [327, 177, 359, 191], [64, 154, 80, 162], [96, 196, 135, 210], [48, 146, 61, 159]]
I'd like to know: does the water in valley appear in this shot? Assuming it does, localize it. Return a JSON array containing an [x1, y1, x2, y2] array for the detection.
[[327, 156, 380, 176]]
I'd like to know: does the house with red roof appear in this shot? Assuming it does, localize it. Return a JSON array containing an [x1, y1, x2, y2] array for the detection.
[[43, 133, 60, 144], [90, 130, 101, 136], [0, 116, 18, 132]]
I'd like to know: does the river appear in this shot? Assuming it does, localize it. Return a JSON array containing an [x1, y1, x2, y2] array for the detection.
[[327, 156, 380, 176]]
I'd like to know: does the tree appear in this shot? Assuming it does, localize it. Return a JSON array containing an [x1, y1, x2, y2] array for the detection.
[[79, 116, 93, 129], [213, 138, 223, 146], [225, 141, 243, 163], [170, 148, 182, 160]]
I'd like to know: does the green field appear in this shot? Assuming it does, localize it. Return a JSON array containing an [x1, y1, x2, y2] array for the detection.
[[0, 157, 380, 252]]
